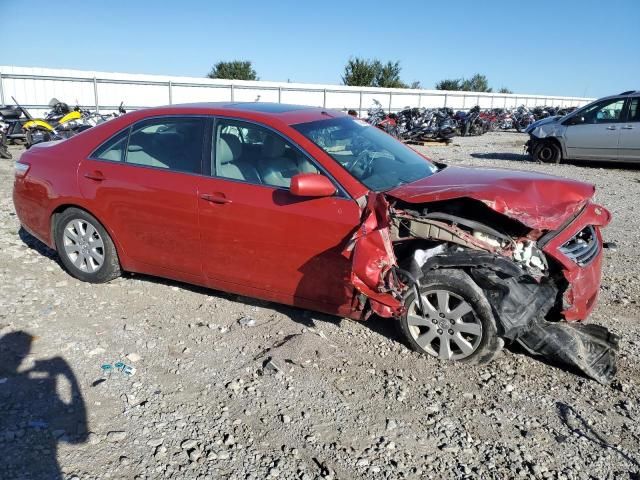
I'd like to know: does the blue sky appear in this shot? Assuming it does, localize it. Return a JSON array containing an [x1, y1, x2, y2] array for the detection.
[[1, 0, 637, 98]]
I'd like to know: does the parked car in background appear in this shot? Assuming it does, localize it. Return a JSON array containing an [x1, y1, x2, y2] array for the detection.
[[526, 90, 640, 163], [12, 103, 616, 382]]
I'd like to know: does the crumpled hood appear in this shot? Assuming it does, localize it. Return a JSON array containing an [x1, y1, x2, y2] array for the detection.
[[524, 115, 561, 133], [386, 166, 595, 230]]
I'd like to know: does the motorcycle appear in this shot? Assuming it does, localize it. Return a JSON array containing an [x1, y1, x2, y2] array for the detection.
[[0, 127, 10, 159], [512, 106, 536, 132], [22, 98, 93, 147], [455, 106, 487, 136], [0, 98, 30, 145], [366, 100, 398, 137]]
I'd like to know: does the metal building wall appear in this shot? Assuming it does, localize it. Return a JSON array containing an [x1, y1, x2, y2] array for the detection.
[[0, 66, 594, 117]]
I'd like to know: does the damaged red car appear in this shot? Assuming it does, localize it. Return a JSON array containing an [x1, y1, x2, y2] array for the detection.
[[12, 103, 618, 382]]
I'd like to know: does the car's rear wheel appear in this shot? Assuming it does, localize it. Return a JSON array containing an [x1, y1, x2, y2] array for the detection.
[[54, 208, 121, 283], [399, 269, 502, 364], [533, 140, 561, 164]]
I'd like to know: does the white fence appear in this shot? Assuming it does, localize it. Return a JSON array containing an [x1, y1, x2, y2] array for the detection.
[[0, 66, 594, 117]]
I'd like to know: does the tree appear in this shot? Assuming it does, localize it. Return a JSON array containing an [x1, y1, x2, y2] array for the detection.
[[375, 61, 407, 88], [207, 61, 258, 80], [342, 57, 411, 88], [435, 78, 462, 91], [409, 81, 422, 89], [342, 58, 379, 87], [460, 74, 492, 92], [435, 73, 507, 93]]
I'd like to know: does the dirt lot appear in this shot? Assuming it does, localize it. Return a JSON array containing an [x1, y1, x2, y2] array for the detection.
[[1, 132, 639, 480]]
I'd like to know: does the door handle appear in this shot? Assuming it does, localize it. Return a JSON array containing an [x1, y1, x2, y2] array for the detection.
[[606, 126, 617, 130], [200, 193, 232, 204], [622, 125, 634, 130], [83, 171, 105, 181]]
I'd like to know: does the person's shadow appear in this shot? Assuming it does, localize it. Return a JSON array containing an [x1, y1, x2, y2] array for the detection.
[[0, 331, 87, 479]]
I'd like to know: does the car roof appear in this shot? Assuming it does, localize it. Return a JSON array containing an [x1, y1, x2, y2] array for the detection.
[[593, 91, 640, 102], [136, 102, 347, 125]]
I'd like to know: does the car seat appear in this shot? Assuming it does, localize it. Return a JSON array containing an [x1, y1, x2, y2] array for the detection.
[[259, 135, 299, 187]]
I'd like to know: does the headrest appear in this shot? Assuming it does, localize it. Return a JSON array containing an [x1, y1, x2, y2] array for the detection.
[[262, 135, 286, 158], [218, 134, 243, 164], [153, 132, 183, 151]]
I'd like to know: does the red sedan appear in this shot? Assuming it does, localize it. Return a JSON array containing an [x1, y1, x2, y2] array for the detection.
[[12, 103, 614, 377]]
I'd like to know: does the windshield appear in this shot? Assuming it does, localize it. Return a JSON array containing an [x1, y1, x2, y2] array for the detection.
[[292, 116, 438, 191]]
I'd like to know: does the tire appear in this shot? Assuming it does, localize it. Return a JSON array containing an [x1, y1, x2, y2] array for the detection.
[[25, 130, 34, 148], [26, 128, 51, 148], [54, 208, 121, 283], [0, 133, 11, 159], [532, 140, 562, 164], [399, 269, 502, 364]]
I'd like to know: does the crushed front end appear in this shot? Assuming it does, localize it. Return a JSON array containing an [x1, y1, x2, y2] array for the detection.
[[346, 190, 619, 384]]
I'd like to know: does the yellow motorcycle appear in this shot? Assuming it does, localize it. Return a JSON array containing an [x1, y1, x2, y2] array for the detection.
[[22, 99, 87, 147]]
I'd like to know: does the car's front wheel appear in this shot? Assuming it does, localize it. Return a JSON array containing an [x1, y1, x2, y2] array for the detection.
[[532, 140, 562, 164], [399, 269, 502, 364], [54, 208, 121, 283]]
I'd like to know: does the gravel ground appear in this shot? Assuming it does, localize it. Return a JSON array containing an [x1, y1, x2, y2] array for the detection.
[[0, 133, 639, 480]]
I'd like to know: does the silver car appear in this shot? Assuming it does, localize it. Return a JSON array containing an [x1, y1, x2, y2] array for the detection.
[[526, 90, 640, 163]]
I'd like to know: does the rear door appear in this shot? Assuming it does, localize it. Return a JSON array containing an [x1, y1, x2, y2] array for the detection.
[[564, 97, 627, 160], [78, 116, 206, 277], [618, 97, 640, 162], [196, 117, 361, 314]]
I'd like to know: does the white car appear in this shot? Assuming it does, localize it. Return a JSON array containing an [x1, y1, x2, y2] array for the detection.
[[526, 90, 640, 163]]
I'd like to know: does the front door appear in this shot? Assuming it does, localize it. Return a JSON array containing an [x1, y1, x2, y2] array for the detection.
[[196, 118, 361, 313], [619, 97, 640, 162], [78, 116, 206, 276], [564, 97, 626, 160]]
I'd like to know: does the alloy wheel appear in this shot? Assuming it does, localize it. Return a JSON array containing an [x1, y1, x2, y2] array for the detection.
[[405, 289, 483, 361], [62, 219, 105, 273]]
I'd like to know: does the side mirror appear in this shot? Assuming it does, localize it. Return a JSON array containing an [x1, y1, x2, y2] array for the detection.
[[568, 115, 585, 125], [290, 173, 336, 198]]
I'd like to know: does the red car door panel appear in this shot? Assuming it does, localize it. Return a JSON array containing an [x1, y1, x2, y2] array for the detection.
[[196, 177, 361, 311], [77, 116, 207, 277], [78, 159, 201, 275]]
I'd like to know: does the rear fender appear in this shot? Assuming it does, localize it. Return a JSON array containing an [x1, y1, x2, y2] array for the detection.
[[23, 119, 56, 132]]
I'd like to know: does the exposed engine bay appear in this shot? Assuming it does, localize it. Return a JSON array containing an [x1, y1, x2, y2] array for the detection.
[[346, 192, 619, 384]]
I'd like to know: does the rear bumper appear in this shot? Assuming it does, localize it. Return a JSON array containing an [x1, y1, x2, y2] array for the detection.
[[542, 202, 611, 321], [13, 176, 55, 248]]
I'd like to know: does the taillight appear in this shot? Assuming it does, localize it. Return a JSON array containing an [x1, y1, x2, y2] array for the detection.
[[14, 161, 30, 177]]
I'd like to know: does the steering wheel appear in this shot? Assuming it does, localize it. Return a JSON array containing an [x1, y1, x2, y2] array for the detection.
[[346, 149, 373, 174]]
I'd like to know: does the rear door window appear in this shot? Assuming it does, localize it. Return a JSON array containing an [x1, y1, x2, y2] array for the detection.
[[127, 117, 205, 174], [627, 98, 640, 122]]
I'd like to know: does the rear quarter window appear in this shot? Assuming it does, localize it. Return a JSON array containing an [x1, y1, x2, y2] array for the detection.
[[90, 129, 129, 162]]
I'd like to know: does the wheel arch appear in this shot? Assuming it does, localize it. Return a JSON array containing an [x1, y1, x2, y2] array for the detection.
[[543, 136, 565, 159], [50, 203, 127, 263]]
